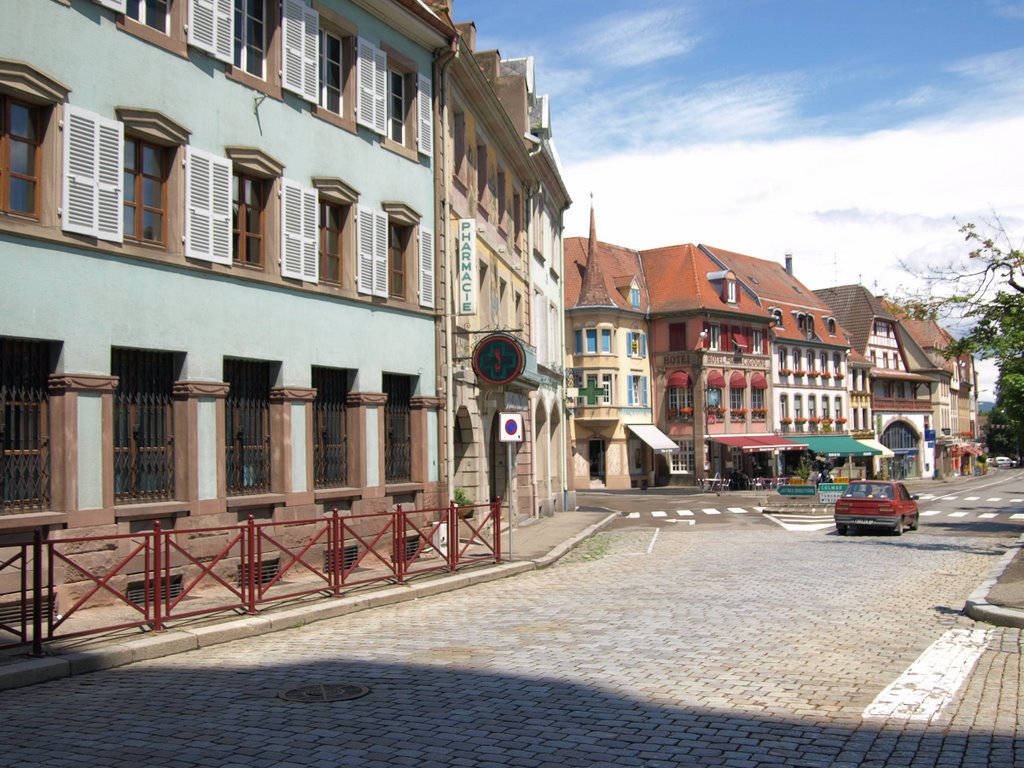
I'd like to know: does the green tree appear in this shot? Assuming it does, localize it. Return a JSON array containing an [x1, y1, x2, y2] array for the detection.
[[892, 218, 1024, 425]]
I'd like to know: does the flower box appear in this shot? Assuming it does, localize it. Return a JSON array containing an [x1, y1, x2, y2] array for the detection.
[[835, 417, 847, 424]]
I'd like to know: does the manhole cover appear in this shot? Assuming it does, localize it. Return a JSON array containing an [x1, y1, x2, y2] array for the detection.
[[278, 683, 371, 703]]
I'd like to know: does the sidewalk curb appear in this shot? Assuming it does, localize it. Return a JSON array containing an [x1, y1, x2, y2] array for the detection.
[[0, 513, 617, 692], [964, 533, 1024, 628]]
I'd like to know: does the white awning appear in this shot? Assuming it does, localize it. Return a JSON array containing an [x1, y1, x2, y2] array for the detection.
[[627, 423, 679, 453], [857, 438, 895, 457]]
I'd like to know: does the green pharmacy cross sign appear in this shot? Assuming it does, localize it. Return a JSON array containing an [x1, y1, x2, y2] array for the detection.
[[577, 377, 606, 405], [473, 333, 525, 386]]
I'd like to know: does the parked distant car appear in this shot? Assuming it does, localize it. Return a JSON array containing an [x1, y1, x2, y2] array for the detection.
[[833, 480, 919, 536], [994, 456, 1015, 468]]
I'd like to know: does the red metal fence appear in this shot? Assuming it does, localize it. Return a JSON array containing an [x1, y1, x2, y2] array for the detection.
[[0, 500, 503, 655]]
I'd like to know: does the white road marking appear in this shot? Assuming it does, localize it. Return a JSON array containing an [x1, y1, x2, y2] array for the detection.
[[702, 508, 721, 515], [986, 497, 1002, 502], [964, 496, 981, 501], [863, 628, 990, 721], [921, 510, 942, 516], [727, 507, 748, 514], [651, 510, 667, 518], [1011, 513, 1024, 520], [763, 515, 836, 531], [645, 528, 660, 555], [1013, 499, 1024, 503], [676, 510, 694, 516], [948, 512, 968, 518], [979, 513, 998, 519], [627, 512, 640, 519]]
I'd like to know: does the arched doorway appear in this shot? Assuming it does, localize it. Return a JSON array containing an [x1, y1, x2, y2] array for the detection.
[[452, 406, 479, 502], [881, 421, 920, 479], [534, 401, 549, 507]]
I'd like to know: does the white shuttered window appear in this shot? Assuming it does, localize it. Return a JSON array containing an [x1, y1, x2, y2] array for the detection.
[[356, 206, 388, 297], [418, 228, 434, 308], [356, 37, 387, 135], [62, 105, 124, 243], [416, 73, 432, 157], [282, 0, 320, 103], [280, 180, 319, 282], [185, 146, 232, 264], [188, 0, 233, 63]]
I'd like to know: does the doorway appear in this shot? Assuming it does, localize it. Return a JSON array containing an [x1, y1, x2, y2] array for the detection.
[[588, 439, 606, 484]]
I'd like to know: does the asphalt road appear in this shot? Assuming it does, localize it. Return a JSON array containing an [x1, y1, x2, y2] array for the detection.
[[2, 475, 1022, 767], [579, 470, 1024, 539]]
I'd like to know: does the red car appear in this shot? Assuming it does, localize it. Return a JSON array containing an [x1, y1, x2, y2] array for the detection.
[[833, 480, 920, 536]]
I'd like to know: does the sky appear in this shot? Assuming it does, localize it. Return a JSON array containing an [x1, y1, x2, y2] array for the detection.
[[451, 0, 1024, 401]]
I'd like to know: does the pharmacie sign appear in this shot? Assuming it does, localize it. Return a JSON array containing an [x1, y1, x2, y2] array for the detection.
[[457, 219, 476, 315]]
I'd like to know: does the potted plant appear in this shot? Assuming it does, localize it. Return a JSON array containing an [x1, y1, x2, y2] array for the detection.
[[835, 417, 847, 425], [453, 488, 474, 519]]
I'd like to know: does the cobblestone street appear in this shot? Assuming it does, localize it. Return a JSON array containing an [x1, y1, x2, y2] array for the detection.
[[3, 527, 1022, 767]]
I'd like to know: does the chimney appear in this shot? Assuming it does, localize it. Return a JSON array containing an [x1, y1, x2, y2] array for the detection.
[[784, 252, 793, 275]]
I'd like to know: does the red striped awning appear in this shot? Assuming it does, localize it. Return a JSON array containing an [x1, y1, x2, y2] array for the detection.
[[750, 372, 768, 390], [666, 370, 691, 388], [706, 370, 725, 388], [729, 371, 747, 389]]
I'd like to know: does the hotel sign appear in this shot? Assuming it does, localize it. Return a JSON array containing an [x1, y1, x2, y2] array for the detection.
[[457, 219, 476, 315]]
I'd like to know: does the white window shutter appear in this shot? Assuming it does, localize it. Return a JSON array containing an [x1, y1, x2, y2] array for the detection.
[[418, 227, 434, 308], [372, 209, 388, 298], [185, 146, 233, 264], [299, 185, 319, 282], [93, 0, 126, 11], [280, 180, 319, 282], [416, 73, 433, 157], [188, 0, 232, 63], [95, 118, 123, 242], [356, 205, 375, 295], [62, 105, 123, 243], [356, 37, 386, 135], [282, 0, 320, 103]]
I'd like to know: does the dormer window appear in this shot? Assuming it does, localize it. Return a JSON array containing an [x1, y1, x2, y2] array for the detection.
[[727, 280, 737, 303], [630, 285, 640, 308], [770, 308, 783, 327], [827, 318, 837, 335]]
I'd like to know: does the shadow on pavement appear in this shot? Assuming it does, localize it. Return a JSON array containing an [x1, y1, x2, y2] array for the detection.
[[0, 655, 1017, 767]]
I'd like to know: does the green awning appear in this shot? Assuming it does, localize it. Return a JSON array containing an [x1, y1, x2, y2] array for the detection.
[[789, 435, 882, 457]]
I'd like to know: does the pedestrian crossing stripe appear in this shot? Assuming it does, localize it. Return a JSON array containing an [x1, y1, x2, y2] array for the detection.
[[965, 496, 980, 501], [622, 508, 1024, 523]]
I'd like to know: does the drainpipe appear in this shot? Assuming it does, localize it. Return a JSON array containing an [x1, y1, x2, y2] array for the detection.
[[435, 38, 458, 501]]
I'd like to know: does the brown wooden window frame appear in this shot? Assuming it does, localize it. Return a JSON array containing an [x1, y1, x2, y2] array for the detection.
[[233, 171, 265, 268], [388, 221, 412, 301], [123, 136, 168, 246], [0, 95, 42, 219], [319, 200, 347, 285]]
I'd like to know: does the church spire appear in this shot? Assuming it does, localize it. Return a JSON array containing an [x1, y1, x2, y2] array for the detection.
[[576, 196, 613, 308]]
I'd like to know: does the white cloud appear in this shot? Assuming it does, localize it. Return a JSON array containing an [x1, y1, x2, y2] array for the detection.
[[572, 7, 701, 68], [561, 112, 1024, 398]]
